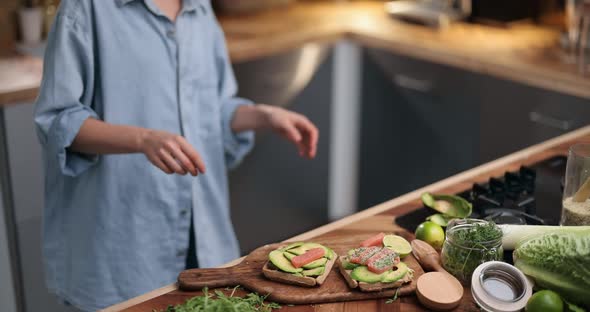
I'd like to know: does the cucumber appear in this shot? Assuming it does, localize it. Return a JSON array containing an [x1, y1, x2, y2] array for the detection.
[[381, 262, 409, 283], [269, 250, 303, 273], [351, 266, 386, 283], [303, 258, 328, 269]]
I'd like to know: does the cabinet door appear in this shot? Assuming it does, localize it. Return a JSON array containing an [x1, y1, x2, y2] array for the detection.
[[478, 76, 590, 163], [358, 49, 480, 209]]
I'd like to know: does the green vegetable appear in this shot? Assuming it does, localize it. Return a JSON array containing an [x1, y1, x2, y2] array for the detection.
[[426, 213, 456, 227], [421, 193, 472, 218], [513, 231, 590, 308], [302, 257, 328, 269], [565, 300, 587, 312], [441, 221, 503, 285], [385, 287, 401, 304], [451, 222, 503, 246], [158, 286, 281, 312], [499, 224, 590, 250], [268, 250, 302, 273]]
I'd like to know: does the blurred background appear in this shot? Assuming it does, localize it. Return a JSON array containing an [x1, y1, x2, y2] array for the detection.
[[1, 0, 590, 311]]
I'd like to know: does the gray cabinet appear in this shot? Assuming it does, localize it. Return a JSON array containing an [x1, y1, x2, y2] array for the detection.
[[478, 77, 590, 162], [358, 49, 481, 209], [357, 48, 590, 210]]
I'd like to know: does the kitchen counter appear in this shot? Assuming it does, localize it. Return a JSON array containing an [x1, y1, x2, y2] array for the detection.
[[102, 126, 590, 312], [0, 55, 42, 106], [1, 1, 590, 107]]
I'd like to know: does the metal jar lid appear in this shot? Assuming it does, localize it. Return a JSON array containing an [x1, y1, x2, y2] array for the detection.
[[471, 261, 533, 312]]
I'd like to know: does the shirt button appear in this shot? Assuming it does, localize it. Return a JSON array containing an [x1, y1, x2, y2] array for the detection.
[[180, 209, 189, 217], [167, 30, 176, 38], [177, 249, 187, 257]]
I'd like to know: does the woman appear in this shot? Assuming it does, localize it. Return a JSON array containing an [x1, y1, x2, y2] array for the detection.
[[34, 0, 319, 310]]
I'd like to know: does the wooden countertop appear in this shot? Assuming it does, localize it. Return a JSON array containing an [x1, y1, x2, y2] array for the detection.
[[1, 1, 590, 107], [102, 125, 590, 312], [0, 55, 42, 106]]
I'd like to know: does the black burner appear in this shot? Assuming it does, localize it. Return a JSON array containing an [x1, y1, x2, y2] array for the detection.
[[395, 156, 567, 231]]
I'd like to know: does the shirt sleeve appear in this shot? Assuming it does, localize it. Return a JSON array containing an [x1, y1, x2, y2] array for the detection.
[[34, 9, 99, 177], [213, 24, 255, 170]]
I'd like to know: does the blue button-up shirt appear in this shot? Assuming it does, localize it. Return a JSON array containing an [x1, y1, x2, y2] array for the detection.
[[33, 0, 254, 310]]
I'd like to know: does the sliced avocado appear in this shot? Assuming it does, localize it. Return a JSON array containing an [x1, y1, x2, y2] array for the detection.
[[426, 213, 455, 227], [325, 248, 335, 260], [302, 266, 325, 277], [421, 193, 472, 218], [292, 272, 304, 277], [351, 266, 386, 284], [288, 243, 334, 260], [283, 251, 297, 261], [381, 262, 408, 283], [269, 250, 302, 273], [340, 256, 360, 270], [303, 258, 328, 269], [280, 242, 304, 251]]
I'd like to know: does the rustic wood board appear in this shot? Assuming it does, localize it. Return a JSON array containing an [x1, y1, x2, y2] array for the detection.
[[177, 234, 424, 305]]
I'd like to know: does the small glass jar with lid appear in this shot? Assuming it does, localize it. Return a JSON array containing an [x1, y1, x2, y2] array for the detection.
[[441, 219, 504, 285]]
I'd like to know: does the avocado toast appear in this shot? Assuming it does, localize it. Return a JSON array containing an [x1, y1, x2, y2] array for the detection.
[[262, 242, 337, 287], [337, 233, 415, 292]]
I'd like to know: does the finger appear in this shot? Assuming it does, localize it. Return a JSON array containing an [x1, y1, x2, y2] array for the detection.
[[176, 137, 206, 174], [166, 142, 197, 176], [296, 117, 319, 158], [148, 154, 173, 174], [159, 148, 187, 175], [280, 123, 302, 145]]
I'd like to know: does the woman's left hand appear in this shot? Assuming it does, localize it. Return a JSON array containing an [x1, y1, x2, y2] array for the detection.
[[232, 104, 319, 159], [261, 105, 319, 159]]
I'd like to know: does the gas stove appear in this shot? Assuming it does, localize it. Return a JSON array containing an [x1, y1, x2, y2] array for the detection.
[[395, 156, 567, 231]]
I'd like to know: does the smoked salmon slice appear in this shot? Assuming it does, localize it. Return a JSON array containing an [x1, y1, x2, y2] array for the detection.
[[359, 232, 385, 247], [291, 248, 325, 268], [366, 248, 400, 274]]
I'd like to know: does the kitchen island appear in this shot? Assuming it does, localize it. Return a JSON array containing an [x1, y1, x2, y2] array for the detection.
[[102, 126, 590, 312]]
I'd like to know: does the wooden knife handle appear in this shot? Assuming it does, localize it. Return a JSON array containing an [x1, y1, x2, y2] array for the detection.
[[178, 267, 241, 290]]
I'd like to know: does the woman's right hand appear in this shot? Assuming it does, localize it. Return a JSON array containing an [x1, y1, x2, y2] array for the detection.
[[140, 129, 206, 176]]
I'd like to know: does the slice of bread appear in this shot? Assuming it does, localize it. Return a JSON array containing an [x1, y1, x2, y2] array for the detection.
[[336, 256, 414, 292], [262, 252, 337, 287]]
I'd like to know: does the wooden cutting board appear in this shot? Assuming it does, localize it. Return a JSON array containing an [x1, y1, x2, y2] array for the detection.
[[177, 234, 424, 305]]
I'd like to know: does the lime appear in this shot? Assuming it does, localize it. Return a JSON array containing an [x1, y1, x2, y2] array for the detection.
[[383, 235, 412, 258], [415, 221, 445, 249], [526, 290, 563, 312]]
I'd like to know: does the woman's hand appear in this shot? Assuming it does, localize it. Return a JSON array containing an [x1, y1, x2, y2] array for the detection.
[[140, 129, 206, 175], [261, 105, 319, 159], [232, 104, 319, 159]]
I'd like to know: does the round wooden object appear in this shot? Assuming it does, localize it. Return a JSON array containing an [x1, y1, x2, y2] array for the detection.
[[416, 272, 463, 311]]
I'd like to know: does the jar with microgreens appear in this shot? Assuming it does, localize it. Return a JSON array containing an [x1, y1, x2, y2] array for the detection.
[[441, 219, 503, 285]]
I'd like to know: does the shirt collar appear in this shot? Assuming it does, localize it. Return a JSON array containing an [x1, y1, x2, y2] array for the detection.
[[115, 0, 201, 12]]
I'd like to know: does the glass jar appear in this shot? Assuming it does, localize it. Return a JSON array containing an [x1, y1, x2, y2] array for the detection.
[[562, 143, 590, 226], [441, 219, 504, 285]]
